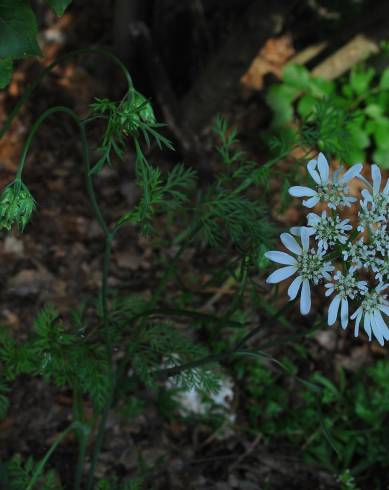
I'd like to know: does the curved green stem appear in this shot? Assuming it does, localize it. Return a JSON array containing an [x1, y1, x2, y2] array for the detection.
[[102, 235, 114, 354], [15, 106, 110, 239], [85, 385, 114, 490], [26, 422, 87, 490], [16, 106, 76, 176], [81, 121, 110, 237], [74, 430, 89, 490], [0, 47, 133, 140]]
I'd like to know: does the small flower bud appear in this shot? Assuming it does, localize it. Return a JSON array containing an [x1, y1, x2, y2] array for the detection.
[[0, 180, 36, 232], [119, 91, 156, 135]]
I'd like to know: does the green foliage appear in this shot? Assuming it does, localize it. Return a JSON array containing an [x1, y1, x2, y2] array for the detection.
[[47, 0, 72, 16], [89, 92, 172, 176], [266, 59, 389, 167], [0, 65, 284, 486], [338, 469, 360, 490], [96, 476, 143, 490], [117, 162, 196, 234], [266, 64, 334, 127], [0, 305, 111, 412], [0, 180, 36, 232], [238, 355, 389, 484], [5, 455, 62, 490], [128, 321, 219, 392], [197, 116, 276, 255], [0, 57, 12, 89], [301, 98, 360, 161], [0, 379, 9, 419], [0, 0, 72, 88], [0, 1, 41, 59]]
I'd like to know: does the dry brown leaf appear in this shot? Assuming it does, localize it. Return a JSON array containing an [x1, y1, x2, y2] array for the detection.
[[240, 33, 295, 90]]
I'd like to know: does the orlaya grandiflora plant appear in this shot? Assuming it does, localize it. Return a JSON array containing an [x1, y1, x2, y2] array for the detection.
[[0, 48, 282, 489]]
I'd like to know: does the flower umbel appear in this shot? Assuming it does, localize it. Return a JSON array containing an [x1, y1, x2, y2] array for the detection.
[[306, 210, 351, 251], [325, 268, 367, 328], [265, 227, 333, 315], [357, 164, 389, 231], [265, 152, 389, 345], [0, 180, 36, 232], [351, 283, 389, 346], [289, 152, 362, 209]]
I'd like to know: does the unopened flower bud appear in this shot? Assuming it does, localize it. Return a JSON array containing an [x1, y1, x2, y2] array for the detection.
[[119, 91, 156, 135], [0, 180, 36, 232]]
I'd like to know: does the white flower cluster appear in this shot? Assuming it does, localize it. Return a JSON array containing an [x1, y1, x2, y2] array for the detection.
[[265, 153, 389, 345]]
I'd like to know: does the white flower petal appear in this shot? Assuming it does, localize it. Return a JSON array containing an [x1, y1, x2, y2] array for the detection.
[[289, 186, 317, 197], [363, 313, 372, 341], [307, 212, 320, 225], [302, 195, 320, 208], [301, 227, 310, 252], [340, 298, 349, 329], [371, 313, 384, 346], [372, 164, 382, 194], [307, 159, 321, 184], [357, 281, 368, 291], [376, 311, 389, 340], [340, 163, 363, 183], [328, 294, 341, 326], [265, 251, 297, 265], [374, 311, 389, 344], [317, 153, 329, 184], [379, 305, 389, 316], [384, 178, 389, 195], [266, 265, 297, 284], [300, 279, 311, 315], [353, 310, 362, 337], [290, 226, 302, 236], [288, 275, 303, 300], [325, 284, 334, 294], [280, 233, 302, 255], [361, 189, 372, 202]]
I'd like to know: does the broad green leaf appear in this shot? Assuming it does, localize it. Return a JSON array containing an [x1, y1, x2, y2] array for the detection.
[[376, 91, 389, 113], [347, 121, 369, 149], [349, 66, 375, 96], [282, 64, 311, 91], [379, 67, 389, 90], [364, 103, 384, 120], [307, 77, 335, 97], [265, 84, 299, 127], [0, 0, 41, 59], [342, 83, 354, 99], [47, 0, 72, 16], [345, 147, 366, 164], [297, 94, 316, 118], [0, 57, 12, 88], [373, 146, 389, 168], [367, 118, 389, 147]]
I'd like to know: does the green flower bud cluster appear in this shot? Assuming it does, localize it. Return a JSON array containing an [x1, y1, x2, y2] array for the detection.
[[0, 180, 36, 232], [118, 91, 156, 135]]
